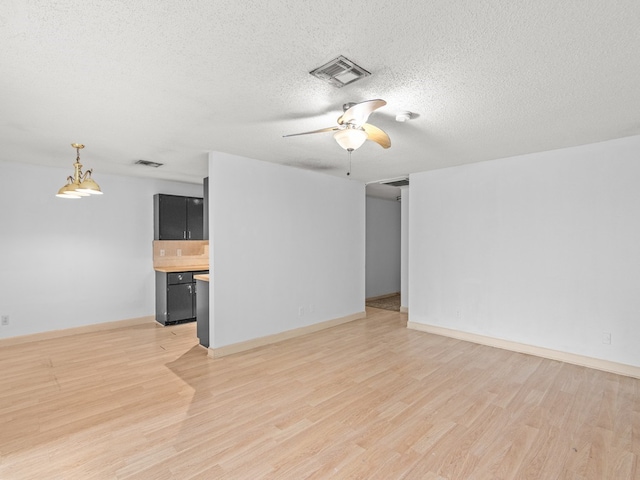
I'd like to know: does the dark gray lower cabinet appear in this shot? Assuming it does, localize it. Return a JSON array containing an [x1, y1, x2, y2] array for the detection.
[[196, 279, 209, 347], [155, 270, 208, 325]]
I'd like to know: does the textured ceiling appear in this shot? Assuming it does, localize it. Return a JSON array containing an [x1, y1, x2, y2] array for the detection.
[[2, 1, 640, 199]]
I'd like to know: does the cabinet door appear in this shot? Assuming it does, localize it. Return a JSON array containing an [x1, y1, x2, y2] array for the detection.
[[186, 197, 204, 240], [196, 279, 209, 347], [167, 283, 194, 322], [156, 195, 187, 240]]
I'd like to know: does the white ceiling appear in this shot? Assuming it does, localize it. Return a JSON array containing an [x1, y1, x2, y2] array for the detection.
[[2, 1, 640, 200]]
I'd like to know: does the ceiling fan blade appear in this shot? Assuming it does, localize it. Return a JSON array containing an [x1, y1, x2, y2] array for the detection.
[[283, 126, 340, 138], [363, 123, 391, 149], [337, 99, 387, 126]]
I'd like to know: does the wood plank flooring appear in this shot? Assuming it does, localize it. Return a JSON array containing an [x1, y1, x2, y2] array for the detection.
[[1, 308, 638, 479]]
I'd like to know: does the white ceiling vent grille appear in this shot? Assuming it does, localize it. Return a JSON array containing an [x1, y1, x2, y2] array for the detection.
[[135, 160, 163, 168], [309, 56, 371, 88]]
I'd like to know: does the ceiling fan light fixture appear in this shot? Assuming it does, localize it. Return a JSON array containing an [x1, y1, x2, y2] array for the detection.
[[283, 99, 389, 151], [334, 128, 368, 151]]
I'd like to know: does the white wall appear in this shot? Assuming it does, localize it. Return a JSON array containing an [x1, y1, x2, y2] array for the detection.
[[0, 160, 203, 338], [409, 135, 640, 367], [209, 152, 365, 348], [365, 196, 401, 298]]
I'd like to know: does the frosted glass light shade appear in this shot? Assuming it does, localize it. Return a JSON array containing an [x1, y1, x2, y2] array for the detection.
[[333, 128, 367, 151]]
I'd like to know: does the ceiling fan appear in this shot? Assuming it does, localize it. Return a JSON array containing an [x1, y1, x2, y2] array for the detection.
[[283, 99, 391, 152]]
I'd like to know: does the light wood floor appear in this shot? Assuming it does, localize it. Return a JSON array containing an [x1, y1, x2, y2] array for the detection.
[[1, 308, 638, 479]]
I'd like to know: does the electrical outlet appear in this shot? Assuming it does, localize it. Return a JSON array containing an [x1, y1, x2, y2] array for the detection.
[[1, 315, 9, 326], [298, 306, 304, 317], [177, 249, 182, 256], [602, 332, 611, 344], [160, 249, 165, 257], [309, 304, 315, 314]]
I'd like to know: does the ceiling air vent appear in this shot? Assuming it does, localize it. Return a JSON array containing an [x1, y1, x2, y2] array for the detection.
[[381, 178, 409, 187], [135, 160, 163, 168], [309, 55, 371, 88]]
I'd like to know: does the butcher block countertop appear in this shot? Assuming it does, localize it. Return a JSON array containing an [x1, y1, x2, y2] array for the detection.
[[194, 274, 209, 282], [154, 265, 209, 273]]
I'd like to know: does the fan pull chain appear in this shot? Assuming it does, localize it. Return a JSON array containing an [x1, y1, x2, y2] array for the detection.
[[347, 149, 352, 176]]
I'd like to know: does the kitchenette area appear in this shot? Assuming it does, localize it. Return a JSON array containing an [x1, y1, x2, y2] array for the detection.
[[152, 186, 210, 348]]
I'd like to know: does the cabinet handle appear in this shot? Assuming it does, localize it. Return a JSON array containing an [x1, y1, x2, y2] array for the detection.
[[183, 231, 186, 239], [188, 230, 191, 239]]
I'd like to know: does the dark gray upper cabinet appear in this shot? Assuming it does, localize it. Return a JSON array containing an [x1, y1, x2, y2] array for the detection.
[[154, 194, 204, 240], [186, 197, 204, 240]]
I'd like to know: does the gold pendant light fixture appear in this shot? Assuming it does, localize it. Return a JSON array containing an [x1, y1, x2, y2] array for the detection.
[[56, 143, 103, 199]]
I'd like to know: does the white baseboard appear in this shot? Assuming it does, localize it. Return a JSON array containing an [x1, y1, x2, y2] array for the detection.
[[400, 306, 408, 314], [0, 316, 154, 347], [407, 322, 640, 379], [208, 311, 367, 358]]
